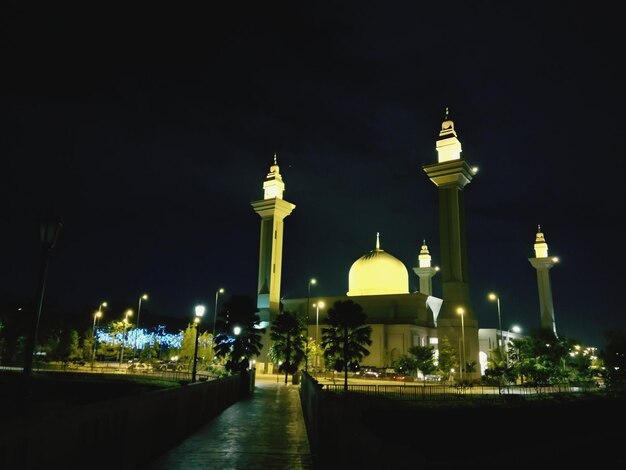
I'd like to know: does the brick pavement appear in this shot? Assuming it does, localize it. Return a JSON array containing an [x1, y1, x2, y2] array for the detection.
[[144, 374, 313, 469]]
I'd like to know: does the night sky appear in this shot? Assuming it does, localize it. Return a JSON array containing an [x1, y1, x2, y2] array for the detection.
[[2, 2, 624, 349]]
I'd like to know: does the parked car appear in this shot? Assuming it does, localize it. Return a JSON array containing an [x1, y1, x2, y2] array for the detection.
[[158, 362, 183, 371], [361, 368, 381, 378], [128, 362, 153, 372]]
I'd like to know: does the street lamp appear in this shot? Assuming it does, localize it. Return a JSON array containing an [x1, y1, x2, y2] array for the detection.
[[313, 301, 325, 376], [91, 302, 107, 367], [307, 277, 316, 327], [505, 324, 522, 365], [213, 287, 225, 334], [135, 293, 148, 358], [456, 307, 466, 382], [23, 208, 63, 378], [119, 309, 133, 366], [192, 305, 206, 383], [488, 292, 503, 359]]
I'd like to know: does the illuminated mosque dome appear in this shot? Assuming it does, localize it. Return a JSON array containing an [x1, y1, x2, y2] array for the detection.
[[347, 233, 409, 296]]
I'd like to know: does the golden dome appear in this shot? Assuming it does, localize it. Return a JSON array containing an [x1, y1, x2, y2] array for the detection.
[[347, 233, 409, 296]]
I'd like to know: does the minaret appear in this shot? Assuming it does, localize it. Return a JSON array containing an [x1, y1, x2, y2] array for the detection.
[[528, 225, 558, 336], [251, 154, 295, 325], [413, 240, 438, 295], [423, 109, 480, 381]]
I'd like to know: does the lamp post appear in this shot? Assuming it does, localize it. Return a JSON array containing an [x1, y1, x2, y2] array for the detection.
[[213, 288, 225, 334], [307, 277, 316, 327], [119, 309, 133, 367], [488, 293, 503, 360], [505, 324, 522, 365], [192, 305, 206, 383], [135, 293, 148, 359], [91, 302, 106, 367], [456, 307, 466, 382], [313, 301, 325, 376], [23, 209, 63, 378]]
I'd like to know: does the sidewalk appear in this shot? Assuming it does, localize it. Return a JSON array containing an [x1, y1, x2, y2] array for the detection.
[[144, 373, 314, 469]]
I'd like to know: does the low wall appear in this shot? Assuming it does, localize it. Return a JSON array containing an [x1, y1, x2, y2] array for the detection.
[[0, 371, 255, 469]]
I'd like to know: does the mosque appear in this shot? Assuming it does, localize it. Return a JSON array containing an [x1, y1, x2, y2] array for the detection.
[[250, 113, 558, 380]]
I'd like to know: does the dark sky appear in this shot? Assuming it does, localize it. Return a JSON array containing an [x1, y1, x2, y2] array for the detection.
[[2, 2, 624, 349]]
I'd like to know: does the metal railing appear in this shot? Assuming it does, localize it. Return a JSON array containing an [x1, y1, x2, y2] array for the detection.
[[322, 381, 603, 400]]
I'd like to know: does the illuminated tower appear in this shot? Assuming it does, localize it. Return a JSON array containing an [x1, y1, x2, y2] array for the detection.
[[423, 109, 480, 380], [412, 240, 438, 295], [528, 225, 558, 336], [251, 154, 296, 325]]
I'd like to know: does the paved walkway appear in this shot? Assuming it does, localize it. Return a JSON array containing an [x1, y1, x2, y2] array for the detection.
[[144, 374, 314, 469]]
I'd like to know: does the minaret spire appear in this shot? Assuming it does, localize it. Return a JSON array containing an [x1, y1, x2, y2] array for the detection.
[[424, 112, 478, 381], [376, 232, 380, 250], [252, 155, 296, 368], [263, 154, 285, 199], [413, 239, 438, 296], [529, 226, 558, 336]]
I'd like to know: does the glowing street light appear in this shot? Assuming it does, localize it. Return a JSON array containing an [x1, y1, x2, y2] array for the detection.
[[488, 292, 504, 360], [213, 287, 225, 334], [313, 301, 325, 376], [135, 293, 148, 358], [457, 307, 466, 382], [192, 305, 206, 383], [91, 301, 107, 367], [307, 277, 316, 327], [119, 309, 133, 367]]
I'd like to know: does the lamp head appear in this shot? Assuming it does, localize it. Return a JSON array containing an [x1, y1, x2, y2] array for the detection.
[[195, 305, 206, 318]]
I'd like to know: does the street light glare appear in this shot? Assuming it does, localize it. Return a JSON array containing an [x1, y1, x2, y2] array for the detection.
[[195, 305, 206, 317], [488, 292, 497, 301]]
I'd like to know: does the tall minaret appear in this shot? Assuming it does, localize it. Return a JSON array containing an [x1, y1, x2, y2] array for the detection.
[[251, 154, 295, 325], [413, 240, 438, 295], [423, 109, 480, 380], [528, 225, 558, 336]]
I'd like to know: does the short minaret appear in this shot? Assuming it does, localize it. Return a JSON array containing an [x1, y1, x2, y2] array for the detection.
[[413, 240, 438, 295], [423, 109, 480, 381], [251, 154, 295, 324], [528, 225, 558, 336]]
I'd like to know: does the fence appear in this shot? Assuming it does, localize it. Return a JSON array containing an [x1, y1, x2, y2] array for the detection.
[[321, 381, 603, 400]]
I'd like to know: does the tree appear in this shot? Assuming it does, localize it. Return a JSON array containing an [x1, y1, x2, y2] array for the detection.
[[599, 330, 626, 387], [436, 336, 457, 381], [409, 345, 437, 384], [270, 311, 306, 384], [213, 294, 265, 373], [56, 329, 82, 364], [321, 300, 372, 390], [179, 323, 197, 369]]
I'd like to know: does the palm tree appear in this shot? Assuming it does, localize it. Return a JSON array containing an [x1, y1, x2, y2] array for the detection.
[[270, 311, 306, 384], [213, 294, 265, 373], [408, 345, 437, 384], [321, 300, 372, 390]]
